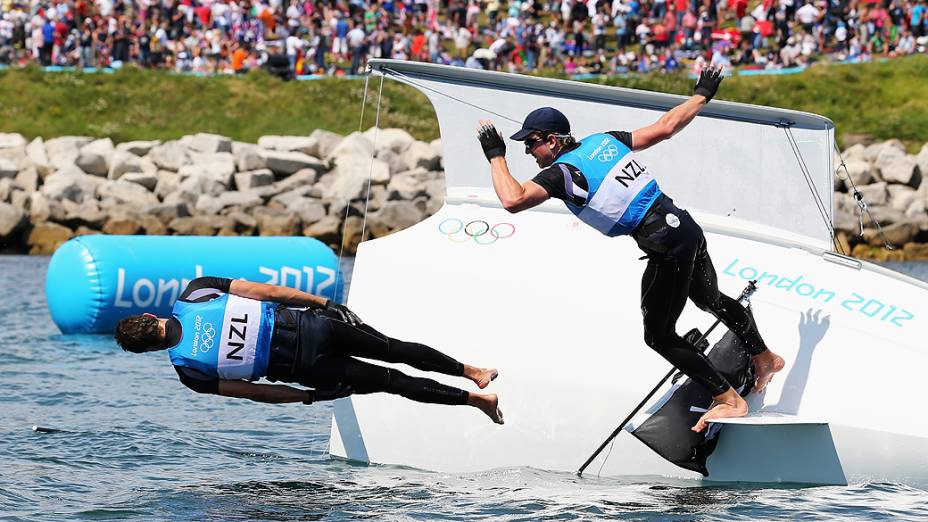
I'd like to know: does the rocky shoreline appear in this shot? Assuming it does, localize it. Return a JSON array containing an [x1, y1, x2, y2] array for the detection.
[[0, 131, 926, 260]]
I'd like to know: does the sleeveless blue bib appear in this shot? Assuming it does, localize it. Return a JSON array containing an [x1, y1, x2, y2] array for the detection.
[[555, 133, 662, 236], [168, 293, 275, 381]]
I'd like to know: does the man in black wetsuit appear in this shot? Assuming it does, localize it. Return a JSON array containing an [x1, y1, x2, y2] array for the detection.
[[475, 66, 783, 432], [115, 276, 503, 424]]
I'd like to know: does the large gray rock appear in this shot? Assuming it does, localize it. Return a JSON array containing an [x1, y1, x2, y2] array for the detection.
[[152, 171, 180, 200], [233, 143, 266, 172], [121, 172, 160, 191], [429, 138, 443, 169], [258, 135, 316, 154], [841, 143, 868, 163], [194, 194, 224, 216], [0, 158, 18, 178], [0, 133, 27, 149], [880, 155, 920, 186], [915, 143, 928, 186], [873, 141, 907, 172], [0, 202, 25, 238], [27, 222, 73, 255], [116, 140, 161, 156], [863, 221, 918, 247], [363, 127, 414, 155], [387, 168, 429, 200], [181, 133, 232, 153], [857, 182, 889, 206], [888, 185, 917, 211], [261, 150, 327, 176], [41, 169, 104, 203], [98, 179, 160, 207], [14, 167, 39, 193], [26, 138, 52, 178], [377, 149, 406, 175], [0, 178, 12, 203], [149, 140, 192, 171], [308, 128, 343, 158], [76, 138, 114, 176], [46, 136, 93, 171], [325, 156, 390, 200], [252, 207, 301, 236], [10, 190, 30, 212], [168, 216, 221, 235], [303, 215, 342, 244], [866, 205, 906, 226], [234, 169, 274, 191], [178, 161, 234, 190], [61, 199, 107, 229], [326, 131, 373, 160], [402, 140, 441, 171], [366, 200, 426, 237], [269, 186, 314, 208], [287, 197, 327, 225], [145, 202, 192, 222], [864, 139, 904, 163], [108, 149, 145, 179], [838, 158, 872, 188], [904, 198, 927, 219], [216, 191, 264, 210]]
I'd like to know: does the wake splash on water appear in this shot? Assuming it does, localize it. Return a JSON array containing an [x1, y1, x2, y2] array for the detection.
[[2, 256, 928, 520]]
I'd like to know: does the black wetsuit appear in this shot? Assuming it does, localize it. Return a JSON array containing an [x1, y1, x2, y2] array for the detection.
[[169, 277, 468, 405], [532, 133, 767, 397]]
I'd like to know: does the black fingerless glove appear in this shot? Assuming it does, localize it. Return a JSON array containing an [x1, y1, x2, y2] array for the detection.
[[694, 66, 723, 102], [305, 383, 354, 404], [477, 124, 506, 161], [325, 300, 362, 326]]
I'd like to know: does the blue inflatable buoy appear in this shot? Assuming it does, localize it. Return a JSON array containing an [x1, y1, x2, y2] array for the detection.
[[46, 235, 344, 334]]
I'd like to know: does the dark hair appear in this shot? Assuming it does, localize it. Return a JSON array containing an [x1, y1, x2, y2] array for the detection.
[[115, 315, 162, 353]]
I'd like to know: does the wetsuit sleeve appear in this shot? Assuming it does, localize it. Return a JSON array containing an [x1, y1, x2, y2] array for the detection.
[[174, 365, 220, 394], [178, 277, 233, 302], [530, 165, 570, 201], [607, 131, 634, 149]]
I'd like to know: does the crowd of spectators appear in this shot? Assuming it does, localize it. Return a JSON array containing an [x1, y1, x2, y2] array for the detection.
[[1, 0, 926, 77]]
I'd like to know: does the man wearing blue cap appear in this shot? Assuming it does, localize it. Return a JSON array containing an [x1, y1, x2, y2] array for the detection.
[[475, 66, 784, 432]]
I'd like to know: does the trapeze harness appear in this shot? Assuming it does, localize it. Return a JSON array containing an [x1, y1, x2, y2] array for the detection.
[[554, 133, 766, 397], [168, 293, 276, 381]]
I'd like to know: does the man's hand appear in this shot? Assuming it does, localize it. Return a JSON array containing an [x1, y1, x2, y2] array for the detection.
[[477, 120, 506, 162], [325, 300, 362, 326], [694, 65, 724, 102], [305, 383, 354, 404]]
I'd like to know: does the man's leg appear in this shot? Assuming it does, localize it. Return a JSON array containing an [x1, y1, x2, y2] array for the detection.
[[639, 230, 747, 432], [307, 354, 503, 424], [686, 234, 785, 393], [324, 314, 498, 388]]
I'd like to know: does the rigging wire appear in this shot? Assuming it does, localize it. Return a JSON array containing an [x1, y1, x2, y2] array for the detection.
[[334, 69, 373, 300], [779, 123, 843, 254], [832, 141, 896, 250], [380, 66, 523, 125], [360, 74, 386, 248]]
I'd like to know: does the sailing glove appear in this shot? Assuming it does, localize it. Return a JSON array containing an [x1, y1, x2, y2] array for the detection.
[[694, 66, 724, 102], [325, 300, 363, 326], [477, 124, 506, 161], [304, 383, 354, 404]]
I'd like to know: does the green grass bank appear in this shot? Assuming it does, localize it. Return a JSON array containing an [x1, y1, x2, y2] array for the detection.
[[1, 55, 926, 149]]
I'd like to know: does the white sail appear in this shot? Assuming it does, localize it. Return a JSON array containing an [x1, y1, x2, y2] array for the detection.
[[330, 60, 928, 486]]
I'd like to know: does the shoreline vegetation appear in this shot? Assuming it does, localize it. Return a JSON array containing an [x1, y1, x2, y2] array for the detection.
[[1, 56, 927, 150], [0, 57, 926, 260]]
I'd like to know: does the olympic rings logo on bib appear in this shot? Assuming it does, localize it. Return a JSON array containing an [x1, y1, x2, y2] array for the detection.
[[597, 145, 619, 162], [438, 218, 516, 245], [200, 323, 216, 352]]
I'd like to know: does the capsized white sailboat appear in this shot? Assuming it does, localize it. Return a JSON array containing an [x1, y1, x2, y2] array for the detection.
[[329, 59, 927, 485]]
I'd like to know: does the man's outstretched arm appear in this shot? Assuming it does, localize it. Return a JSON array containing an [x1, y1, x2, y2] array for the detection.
[[218, 380, 352, 404], [630, 66, 724, 151], [227, 280, 329, 309], [478, 121, 550, 213]]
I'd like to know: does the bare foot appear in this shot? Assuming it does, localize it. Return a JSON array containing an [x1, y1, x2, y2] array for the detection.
[[464, 366, 499, 389], [692, 390, 748, 432], [468, 392, 504, 425], [751, 351, 785, 393]]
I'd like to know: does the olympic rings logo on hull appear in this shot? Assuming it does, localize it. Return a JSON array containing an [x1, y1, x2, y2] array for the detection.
[[438, 218, 516, 245]]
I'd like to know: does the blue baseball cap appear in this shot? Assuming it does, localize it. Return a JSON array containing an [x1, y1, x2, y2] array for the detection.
[[509, 107, 571, 141]]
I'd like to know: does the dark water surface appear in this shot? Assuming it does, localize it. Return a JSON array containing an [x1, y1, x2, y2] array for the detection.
[[2, 256, 927, 521]]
